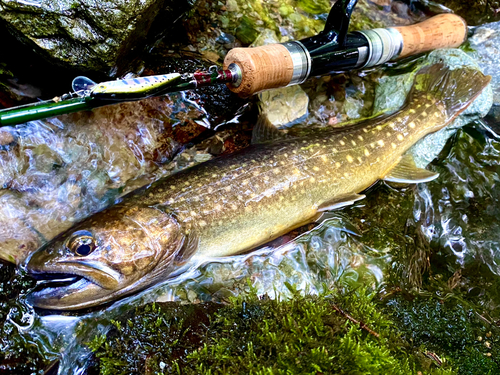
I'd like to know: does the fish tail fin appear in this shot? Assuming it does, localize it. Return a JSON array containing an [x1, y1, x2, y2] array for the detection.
[[408, 63, 491, 120]]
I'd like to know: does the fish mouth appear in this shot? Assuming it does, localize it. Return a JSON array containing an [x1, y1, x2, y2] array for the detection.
[[26, 252, 124, 310], [26, 273, 102, 310]]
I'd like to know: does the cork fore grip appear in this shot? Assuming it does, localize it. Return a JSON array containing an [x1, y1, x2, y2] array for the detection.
[[223, 44, 294, 97], [393, 14, 467, 58]]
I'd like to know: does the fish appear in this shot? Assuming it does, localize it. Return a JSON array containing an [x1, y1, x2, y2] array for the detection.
[[26, 64, 491, 310]]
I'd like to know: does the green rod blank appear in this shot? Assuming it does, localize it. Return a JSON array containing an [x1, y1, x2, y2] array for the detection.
[[0, 97, 96, 127]]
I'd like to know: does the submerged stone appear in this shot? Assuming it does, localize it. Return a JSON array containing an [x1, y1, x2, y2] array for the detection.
[[469, 19, 500, 124], [374, 48, 493, 168]]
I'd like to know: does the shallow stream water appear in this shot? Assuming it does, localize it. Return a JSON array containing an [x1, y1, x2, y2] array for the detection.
[[2, 120, 500, 374]]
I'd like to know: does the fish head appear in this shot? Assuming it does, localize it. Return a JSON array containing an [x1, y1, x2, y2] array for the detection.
[[26, 204, 194, 310]]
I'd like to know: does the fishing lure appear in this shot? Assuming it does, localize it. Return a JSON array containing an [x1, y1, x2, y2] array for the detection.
[[72, 73, 183, 101]]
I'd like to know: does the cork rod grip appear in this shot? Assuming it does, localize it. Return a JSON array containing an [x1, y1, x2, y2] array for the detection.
[[223, 44, 294, 97], [393, 14, 467, 58]]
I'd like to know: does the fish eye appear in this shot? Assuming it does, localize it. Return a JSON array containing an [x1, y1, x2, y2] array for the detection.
[[67, 230, 97, 257]]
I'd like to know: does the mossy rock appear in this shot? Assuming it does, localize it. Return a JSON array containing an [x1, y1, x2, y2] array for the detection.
[[88, 287, 456, 374], [437, 0, 500, 25], [0, 0, 194, 76], [297, 0, 331, 15]]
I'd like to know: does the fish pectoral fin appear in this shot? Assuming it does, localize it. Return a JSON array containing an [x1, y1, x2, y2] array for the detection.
[[251, 114, 288, 144], [317, 193, 365, 212], [382, 154, 439, 184], [174, 232, 199, 266]]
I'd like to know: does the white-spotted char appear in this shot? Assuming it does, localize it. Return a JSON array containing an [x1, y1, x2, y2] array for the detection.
[[26, 64, 491, 310]]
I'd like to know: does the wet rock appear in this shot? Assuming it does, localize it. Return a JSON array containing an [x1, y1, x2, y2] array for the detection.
[[253, 29, 309, 128], [0, 0, 193, 76], [0, 129, 14, 146], [469, 21, 500, 106], [437, 0, 500, 25], [259, 86, 309, 128], [373, 49, 493, 168]]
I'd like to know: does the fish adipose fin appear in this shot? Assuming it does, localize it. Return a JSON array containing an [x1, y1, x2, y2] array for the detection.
[[252, 115, 288, 144], [317, 193, 365, 212], [383, 154, 439, 184], [408, 63, 491, 121]]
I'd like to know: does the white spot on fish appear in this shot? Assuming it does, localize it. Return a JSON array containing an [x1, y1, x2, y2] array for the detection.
[[397, 134, 404, 141], [346, 155, 354, 163], [364, 149, 370, 156], [377, 140, 384, 147], [409, 122, 416, 128]]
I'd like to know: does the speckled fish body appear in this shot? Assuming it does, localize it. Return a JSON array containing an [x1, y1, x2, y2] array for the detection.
[[148, 116, 436, 259], [26, 64, 491, 310]]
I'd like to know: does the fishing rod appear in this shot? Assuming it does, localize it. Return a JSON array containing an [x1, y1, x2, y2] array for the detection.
[[0, 0, 467, 127]]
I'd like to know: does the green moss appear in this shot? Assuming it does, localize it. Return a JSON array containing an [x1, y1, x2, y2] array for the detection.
[[88, 285, 458, 374], [235, 16, 260, 45], [0, 62, 13, 78], [384, 295, 500, 374], [296, 0, 330, 15]]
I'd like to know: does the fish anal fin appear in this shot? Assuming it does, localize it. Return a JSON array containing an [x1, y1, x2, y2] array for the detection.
[[383, 154, 439, 184], [252, 114, 288, 144], [317, 193, 365, 212]]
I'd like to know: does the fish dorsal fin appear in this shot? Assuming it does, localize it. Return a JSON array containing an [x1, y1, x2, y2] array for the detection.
[[251, 115, 288, 144], [317, 193, 365, 212], [383, 154, 439, 184]]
